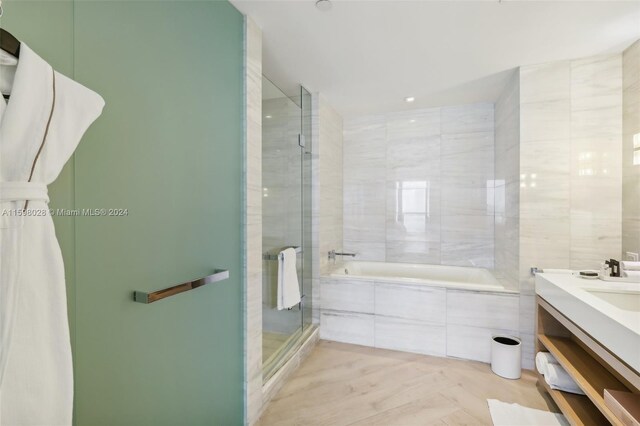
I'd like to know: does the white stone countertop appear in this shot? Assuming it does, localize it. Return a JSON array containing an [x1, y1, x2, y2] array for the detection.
[[536, 272, 640, 373]]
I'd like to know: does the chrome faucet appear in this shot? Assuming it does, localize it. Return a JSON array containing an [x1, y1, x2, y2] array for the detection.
[[328, 250, 357, 261]]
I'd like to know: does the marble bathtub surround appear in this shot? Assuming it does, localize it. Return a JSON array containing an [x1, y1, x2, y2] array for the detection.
[[343, 103, 496, 269], [319, 277, 520, 364], [494, 71, 520, 293], [337, 52, 626, 372]]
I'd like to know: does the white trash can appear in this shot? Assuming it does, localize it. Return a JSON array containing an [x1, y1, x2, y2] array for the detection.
[[491, 335, 522, 380]]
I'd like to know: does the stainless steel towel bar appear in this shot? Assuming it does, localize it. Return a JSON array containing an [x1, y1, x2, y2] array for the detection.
[[133, 269, 229, 304], [263, 246, 302, 261]]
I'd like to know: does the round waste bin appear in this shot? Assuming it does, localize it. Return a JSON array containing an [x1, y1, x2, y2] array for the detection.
[[491, 335, 521, 379]]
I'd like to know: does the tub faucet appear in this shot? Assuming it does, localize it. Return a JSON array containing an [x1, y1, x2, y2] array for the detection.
[[328, 250, 357, 261]]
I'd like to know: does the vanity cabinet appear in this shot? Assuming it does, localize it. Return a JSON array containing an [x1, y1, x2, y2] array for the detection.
[[536, 297, 640, 426]]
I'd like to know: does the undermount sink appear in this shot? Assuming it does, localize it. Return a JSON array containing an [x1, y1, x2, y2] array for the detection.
[[585, 288, 640, 312]]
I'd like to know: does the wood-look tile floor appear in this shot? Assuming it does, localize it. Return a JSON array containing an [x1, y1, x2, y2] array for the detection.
[[257, 340, 555, 426]]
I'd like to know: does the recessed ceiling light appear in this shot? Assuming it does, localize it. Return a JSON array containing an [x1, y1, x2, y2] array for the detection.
[[315, 0, 332, 12], [265, 115, 272, 119], [405, 96, 415, 103]]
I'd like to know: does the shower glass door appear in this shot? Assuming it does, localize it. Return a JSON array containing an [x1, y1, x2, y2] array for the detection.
[[262, 77, 309, 380], [301, 85, 313, 332]]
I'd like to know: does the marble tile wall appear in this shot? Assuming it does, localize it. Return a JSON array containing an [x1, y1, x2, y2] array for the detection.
[[518, 53, 623, 369], [319, 278, 519, 363], [318, 95, 345, 275], [313, 94, 344, 322], [569, 55, 623, 269], [623, 40, 640, 258], [302, 141, 314, 328], [494, 70, 520, 292], [262, 95, 304, 260], [310, 98, 321, 324], [243, 18, 262, 426], [519, 54, 623, 291], [343, 103, 496, 268]]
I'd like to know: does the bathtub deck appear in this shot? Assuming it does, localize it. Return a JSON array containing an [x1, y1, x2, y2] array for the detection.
[[257, 340, 554, 425]]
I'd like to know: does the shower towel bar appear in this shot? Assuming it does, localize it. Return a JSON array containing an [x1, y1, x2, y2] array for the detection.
[[263, 246, 302, 261], [133, 269, 229, 304]]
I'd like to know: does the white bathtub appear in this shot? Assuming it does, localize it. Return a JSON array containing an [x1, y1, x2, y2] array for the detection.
[[331, 261, 511, 293], [319, 261, 523, 366]]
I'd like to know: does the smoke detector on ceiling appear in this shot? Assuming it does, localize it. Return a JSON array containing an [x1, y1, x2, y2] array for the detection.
[[316, 0, 332, 12]]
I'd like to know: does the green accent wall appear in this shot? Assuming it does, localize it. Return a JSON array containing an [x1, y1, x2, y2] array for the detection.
[[2, 1, 245, 424]]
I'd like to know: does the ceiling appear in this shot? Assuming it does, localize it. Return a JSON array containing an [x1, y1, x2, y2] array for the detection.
[[231, 0, 640, 118]]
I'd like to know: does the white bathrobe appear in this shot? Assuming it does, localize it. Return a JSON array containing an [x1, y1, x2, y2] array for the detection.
[[0, 43, 104, 425]]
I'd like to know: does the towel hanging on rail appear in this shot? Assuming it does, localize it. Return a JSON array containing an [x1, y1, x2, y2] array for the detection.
[[263, 246, 301, 261], [277, 248, 301, 310]]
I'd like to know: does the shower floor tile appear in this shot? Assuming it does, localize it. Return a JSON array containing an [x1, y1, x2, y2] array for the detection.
[[262, 332, 291, 364]]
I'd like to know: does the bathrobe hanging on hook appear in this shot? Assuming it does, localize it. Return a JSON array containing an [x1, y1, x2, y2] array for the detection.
[[0, 43, 104, 425]]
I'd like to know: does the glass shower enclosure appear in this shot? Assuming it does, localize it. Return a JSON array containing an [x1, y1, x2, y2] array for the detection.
[[262, 77, 313, 381]]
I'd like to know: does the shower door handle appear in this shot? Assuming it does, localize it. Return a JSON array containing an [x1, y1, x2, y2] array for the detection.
[[133, 269, 230, 304]]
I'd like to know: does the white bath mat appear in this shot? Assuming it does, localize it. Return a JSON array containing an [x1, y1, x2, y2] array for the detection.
[[487, 399, 569, 426]]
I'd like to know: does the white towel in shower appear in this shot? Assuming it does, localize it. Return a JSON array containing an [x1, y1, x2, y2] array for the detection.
[[535, 352, 559, 375], [277, 248, 301, 310], [545, 364, 585, 395]]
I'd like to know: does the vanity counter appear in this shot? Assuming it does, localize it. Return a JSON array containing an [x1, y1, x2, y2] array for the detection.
[[536, 273, 640, 373]]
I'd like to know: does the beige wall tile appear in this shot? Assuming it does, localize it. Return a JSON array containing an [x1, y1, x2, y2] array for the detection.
[[623, 40, 640, 256]]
